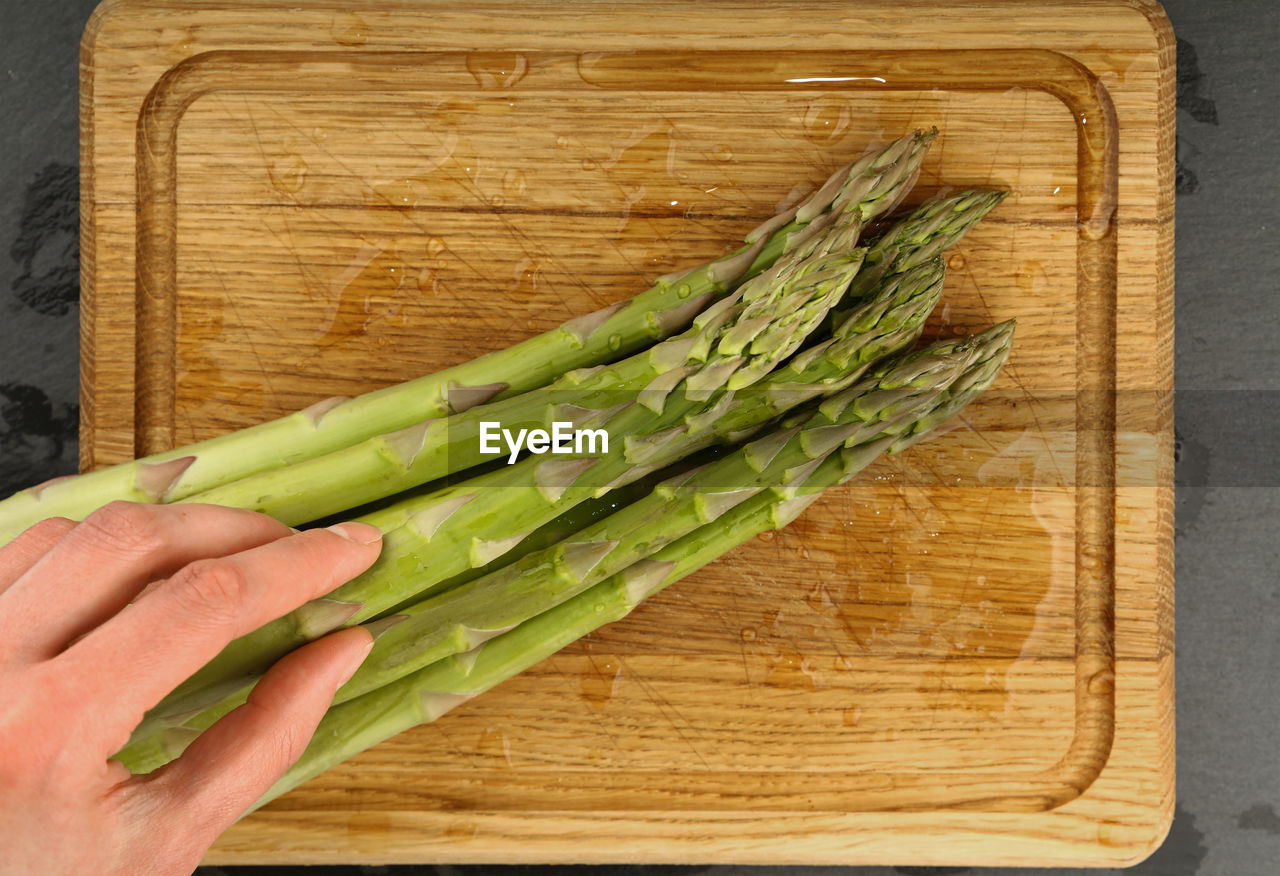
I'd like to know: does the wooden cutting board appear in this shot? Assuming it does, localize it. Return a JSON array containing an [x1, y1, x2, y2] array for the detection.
[[79, 0, 1174, 866]]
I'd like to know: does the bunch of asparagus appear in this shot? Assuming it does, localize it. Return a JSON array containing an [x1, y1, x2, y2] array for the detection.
[[0, 129, 1015, 799]]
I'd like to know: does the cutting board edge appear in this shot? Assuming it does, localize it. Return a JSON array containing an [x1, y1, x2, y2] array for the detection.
[[77, 0, 1177, 866]]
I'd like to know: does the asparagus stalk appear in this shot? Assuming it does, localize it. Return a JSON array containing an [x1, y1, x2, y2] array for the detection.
[[108, 465, 676, 773], [698, 188, 1005, 439], [125, 187, 1005, 743], [164, 139, 933, 526], [180, 189, 1004, 530], [712, 257, 947, 437], [119, 320, 1013, 776], [124, 237, 947, 740], [0, 130, 934, 547], [242, 320, 1014, 805], [328, 321, 1016, 704]]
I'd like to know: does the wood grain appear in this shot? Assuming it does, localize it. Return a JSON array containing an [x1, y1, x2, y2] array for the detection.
[[79, 0, 1175, 866]]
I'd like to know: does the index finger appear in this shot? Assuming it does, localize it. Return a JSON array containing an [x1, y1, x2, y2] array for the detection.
[[56, 520, 382, 750], [0, 502, 296, 662]]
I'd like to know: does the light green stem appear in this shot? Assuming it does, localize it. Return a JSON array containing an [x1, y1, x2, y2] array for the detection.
[[246, 321, 1015, 808], [118, 321, 1014, 775], [0, 130, 934, 547], [120, 186, 1004, 751]]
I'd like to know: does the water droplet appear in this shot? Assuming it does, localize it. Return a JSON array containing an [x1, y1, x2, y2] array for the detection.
[[490, 195, 505, 207], [501, 168, 527, 197], [508, 257, 540, 300], [801, 95, 853, 143], [607, 333, 622, 351], [371, 179, 422, 209], [947, 253, 966, 270], [1017, 260, 1048, 294], [765, 644, 823, 690], [1087, 669, 1115, 695], [555, 136, 571, 149], [268, 153, 308, 195], [804, 580, 838, 616], [740, 627, 757, 641], [843, 705, 863, 727], [579, 656, 622, 712], [444, 820, 479, 840], [675, 283, 692, 299], [581, 158, 599, 171], [331, 13, 368, 46], [711, 145, 734, 161], [417, 266, 441, 295], [475, 727, 512, 767], [163, 26, 197, 61], [465, 51, 529, 89], [426, 236, 446, 257]]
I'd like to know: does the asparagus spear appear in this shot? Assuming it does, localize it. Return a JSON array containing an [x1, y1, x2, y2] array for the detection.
[[118, 320, 1013, 776], [124, 186, 1005, 742], [328, 320, 1016, 703], [699, 188, 1005, 437], [164, 140, 931, 526], [843, 188, 1007, 302], [239, 321, 1014, 804], [0, 130, 934, 546], [181, 189, 1004, 530], [108, 464, 677, 773], [123, 240, 945, 740]]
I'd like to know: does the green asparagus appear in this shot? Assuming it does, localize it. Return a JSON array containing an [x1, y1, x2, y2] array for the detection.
[[843, 188, 1007, 302], [243, 319, 1014, 806], [116, 320, 1012, 773], [0, 129, 934, 547], [330, 320, 1017, 706], [123, 185, 1004, 745], [123, 232, 950, 743], [166, 141, 932, 526]]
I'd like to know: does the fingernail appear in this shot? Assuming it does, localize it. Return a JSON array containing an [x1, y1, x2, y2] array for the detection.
[[326, 522, 383, 545], [337, 635, 375, 688]]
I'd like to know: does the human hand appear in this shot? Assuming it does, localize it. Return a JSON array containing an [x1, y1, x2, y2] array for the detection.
[[0, 501, 383, 875]]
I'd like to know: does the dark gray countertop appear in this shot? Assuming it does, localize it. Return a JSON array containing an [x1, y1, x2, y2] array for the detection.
[[2, 1, 1276, 873]]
